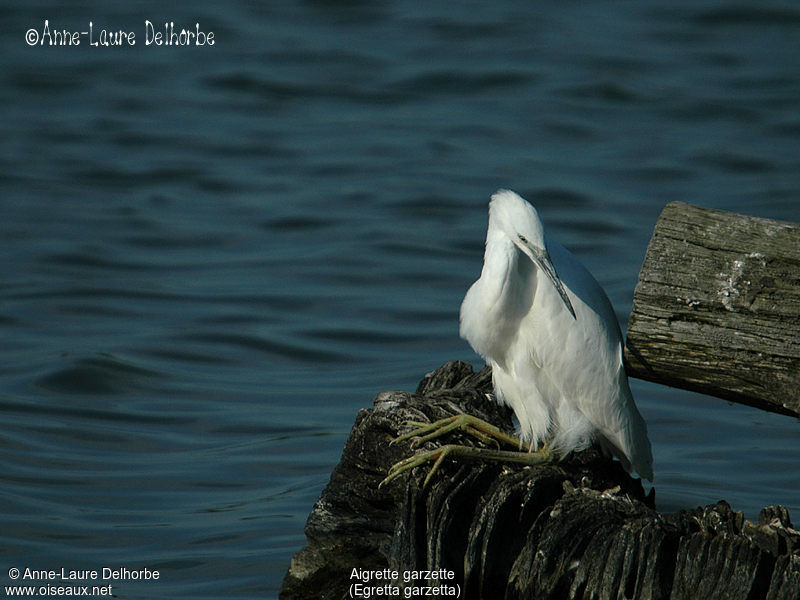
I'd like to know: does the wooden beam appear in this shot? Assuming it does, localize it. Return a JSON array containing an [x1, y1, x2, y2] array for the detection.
[[624, 202, 800, 417]]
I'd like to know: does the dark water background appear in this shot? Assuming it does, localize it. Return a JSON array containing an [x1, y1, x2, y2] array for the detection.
[[1, 1, 799, 598]]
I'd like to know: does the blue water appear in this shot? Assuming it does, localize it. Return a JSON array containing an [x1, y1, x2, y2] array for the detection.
[[1, 1, 799, 597]]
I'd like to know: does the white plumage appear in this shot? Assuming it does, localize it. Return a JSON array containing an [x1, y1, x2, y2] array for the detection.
[[460, 190, 653, 480]]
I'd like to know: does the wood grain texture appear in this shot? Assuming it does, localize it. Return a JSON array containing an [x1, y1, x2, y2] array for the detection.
[[282, 362, 800, 600], [624, 201, 800, 416]]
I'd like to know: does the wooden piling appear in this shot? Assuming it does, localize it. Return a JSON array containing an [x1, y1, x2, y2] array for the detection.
[[625, 202, 800, 417]]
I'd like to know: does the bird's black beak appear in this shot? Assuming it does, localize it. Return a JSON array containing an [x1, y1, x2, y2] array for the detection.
[[521, 243, 577, 320]]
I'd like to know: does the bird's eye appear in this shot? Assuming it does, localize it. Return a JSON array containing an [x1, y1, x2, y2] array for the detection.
[[518, 234, 528, 244]]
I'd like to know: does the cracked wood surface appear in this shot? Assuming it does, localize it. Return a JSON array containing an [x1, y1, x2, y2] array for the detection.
[[624, 201, 800, 417], [280, 362, 800, 600]]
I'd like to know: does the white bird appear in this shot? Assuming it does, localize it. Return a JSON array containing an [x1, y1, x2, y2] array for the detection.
[[382, 189, 653, 488], [459, 189, 653, 480]]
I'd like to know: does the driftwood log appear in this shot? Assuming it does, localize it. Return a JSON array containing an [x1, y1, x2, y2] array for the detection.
[[624, 202, 800, 417], [280, 362, 800, 600]]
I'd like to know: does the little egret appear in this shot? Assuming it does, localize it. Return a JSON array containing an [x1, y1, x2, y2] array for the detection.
[[384, 189, 653, 486]]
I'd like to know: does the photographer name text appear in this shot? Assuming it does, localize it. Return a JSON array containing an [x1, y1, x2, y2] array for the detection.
[[6, 566, 159, 598], [11, 566, 159, 581], [26, 20, 214, 47]]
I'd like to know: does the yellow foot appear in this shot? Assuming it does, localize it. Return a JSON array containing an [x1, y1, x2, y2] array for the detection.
[[380, 443, 554, 489], [390, 413, 530, 451]]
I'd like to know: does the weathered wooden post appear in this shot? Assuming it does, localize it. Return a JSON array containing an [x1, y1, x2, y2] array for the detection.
[[281, 362, 800, 600], [282, 203, 800, 600], [624, 202, 800, 417]]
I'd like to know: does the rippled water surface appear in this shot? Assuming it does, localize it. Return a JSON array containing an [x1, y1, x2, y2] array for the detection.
[[2, 1, 799, 597]]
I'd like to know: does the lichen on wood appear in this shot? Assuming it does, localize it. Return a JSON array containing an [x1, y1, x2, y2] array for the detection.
[[625, 201, 800, 417]]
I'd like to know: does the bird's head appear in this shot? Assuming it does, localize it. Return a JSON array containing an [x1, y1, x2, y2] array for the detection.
[[488, 190, 577, 319]]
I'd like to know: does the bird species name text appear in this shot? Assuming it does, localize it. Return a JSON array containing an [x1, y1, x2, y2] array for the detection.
[[349, 568, 460, 598]]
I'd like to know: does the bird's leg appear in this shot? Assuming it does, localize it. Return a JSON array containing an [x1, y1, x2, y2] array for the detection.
[[381, 444, 554, 488], [381, 415, 553, 488], [390, 413, 530, 451]]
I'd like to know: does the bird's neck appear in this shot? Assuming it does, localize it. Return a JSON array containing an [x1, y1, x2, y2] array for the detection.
[[460, 231, 528, 366], [481, 231, 517, 292]]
